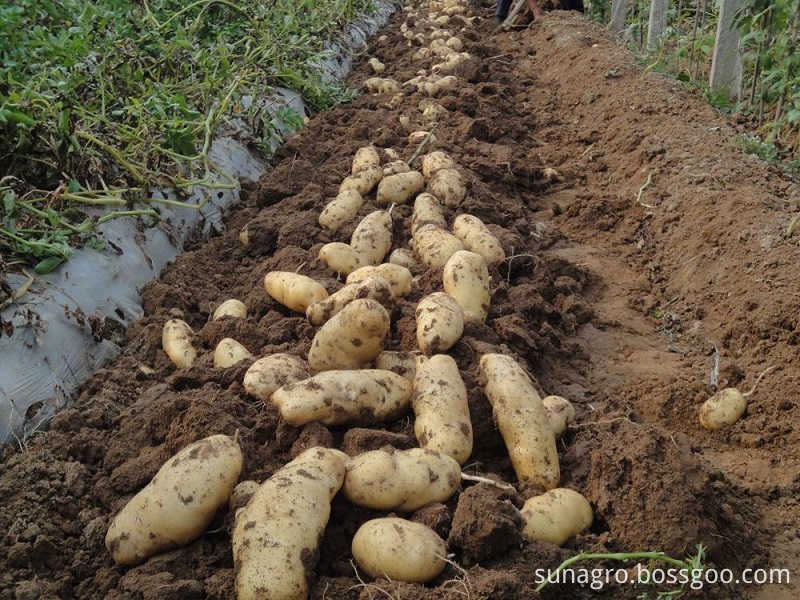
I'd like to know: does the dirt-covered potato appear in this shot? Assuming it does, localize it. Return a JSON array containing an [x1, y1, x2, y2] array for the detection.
[[699, 388, 748, 430], [319, 189, 364, 232], [352, 518, 447, 583], [368, 58, 386, 74], [422, 151, 455, 178], [243, 354, 311, 402], [452, 214, 506, 264], [413, 225, 465, 268], [376, 350, 420, 381], [376, 171, 425, 206], [383, 160, 411, 176], [411, 193, 446, 235], [229, 480, 260, 511], [352, 145, 381, 174], [106, 434, 242, 566], [442, 250, 490, 323], [409, 130, 438, 144], [427, 167, 466, 207], [346, 264, 413, 297], [213, 337, 253, 368], [543, 395, 576, 438], [415, 292, 464, 354], [162, 319, 196, 368], [233, 447, 346, 600], [339, 164, 383, 196], [306, 277, 394, 327], [364, 77, 401, 94], [212, 299, 247, 320], [307, 299, 390, 371], [350, 210, 393, 266], [264, 271, 329, 314], [272, 369, 412, 426], [480, 354, 559, 489], [389, 248, 419, 269], [521, 488, 593, 545], [318, 242, 368, 276]]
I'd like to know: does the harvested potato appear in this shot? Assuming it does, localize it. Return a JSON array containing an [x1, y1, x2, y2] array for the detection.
[[376, 350, 419, 381], [307, 299, 390, 371], [213, 299, 247, 320], [350, 210, 393, 266], [416, 292, 464, 354], [352, 518, 447, 583], [243, 354, 311, 401], [162, 319, 196, 368], [346, 264, 413, 297], [364, 77, 401, 94], [376, 171, 425, 206], [422, 151, 456, 179], [339, 164, 383, 196], [428, 167, 466, 207], [318, 242, 367, 276], [106, 434, 242, 566], [443, 250, 490, 323], [411, 193, 446, 235], [383, 160, 412, 176], [389, 247, 419, 270], [413, 355, 472, 464], [412, 47, 431, 61], [383, 148, 400, 161], [542, 395, 576, 438], [233, 447, 345, 600], [409, 130, 438, 144], [343, 447, 460, 511], [452, 214, 506, 264], [521, 488, 593, 545], [264, 271, 329, 314], [699, 367, 775, 430], [306, 277, 394, 326], [272, 369, 412, 426], [445, 36, 463, 51], [213, 338, 253, 368], [480, 354, 559, 489], [352, 145, 381, 174], [319, 189, 364, 232], [368, 58, 386, 74], [229, 480, 260, 511], [413, 225, 465, 268]]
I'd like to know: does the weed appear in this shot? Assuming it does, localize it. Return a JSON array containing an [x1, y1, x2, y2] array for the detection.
[[735, 133, 780, 162]]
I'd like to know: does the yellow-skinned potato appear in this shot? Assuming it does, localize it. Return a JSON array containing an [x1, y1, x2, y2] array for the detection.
[[243, 354, 311, 401], [352, 145, 381, 174], [212, 299, 247, 320], [428, 168, 466, 207], [306, 276, 394, 327], [264, 271, 329, 314], [480, 354, 559, 489], [213, 338, 253, 368], [162, 319, 196, 368], [318, 242, 368, 276], [521, 488, 593, 546], [411, 193, 446, 235], [350, 210, 393, 266], [343, 447, 460, 511], [452, 214, 506, 264], [422, 151, 455, 178], [383, 160, 411, 176], [352, 518, 447, 583], [443, 250, 490, 323], [308, 299, 390, 371], [376, 171, 425, 206], [543, 395, 576, 438], [368, 58, 386, 74], [699, 388, 747, 430], [389, 247, 419, 270], [319, 189, 364, 232], [233, 447, 346, 600], [413, 225, 465, 268], [364, 77, 401, 94], [376, 350, 419, 381], [272, 369, 412, 426], [106, 434, 242, 566], [413, 355, 472, 464], [416, 292, 464, 354], [229, 480, 260, 511], [409, 130, 437, 144], [346, 264, 412, 297], [339, 164, 383, 196]]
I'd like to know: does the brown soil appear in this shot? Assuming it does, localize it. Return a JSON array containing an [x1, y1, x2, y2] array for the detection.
[[2, 2, 799, 599]]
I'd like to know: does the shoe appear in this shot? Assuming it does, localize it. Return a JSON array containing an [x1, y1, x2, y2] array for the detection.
[[492, 15, 506, 27]]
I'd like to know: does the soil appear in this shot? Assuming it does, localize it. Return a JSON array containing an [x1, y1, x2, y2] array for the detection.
[[2, 2, 799, 599]]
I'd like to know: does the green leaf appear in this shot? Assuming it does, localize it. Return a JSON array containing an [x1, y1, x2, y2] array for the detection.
[[34, 256, 64, 274], [67, 179, 81, 193]]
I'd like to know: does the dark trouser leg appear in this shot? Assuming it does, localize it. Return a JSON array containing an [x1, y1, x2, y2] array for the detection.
[[496, 0, 513, 18], [561, 0, 585, 11]]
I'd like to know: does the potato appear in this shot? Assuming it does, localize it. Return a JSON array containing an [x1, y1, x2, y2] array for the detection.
[[319, 189, 364, 232], [411, 192, 446, 235], [229, 480, 260, 511], [413, 355, 472, 464], [415, 292, 464, 354], [376, 171, 425, 206], [452, 214, 506, 264], [306, 277, 394, 326], [350, 210, 393, 266], [383, 159, 412, 176], [480, 354, 559, 489], [521, 488, 593, 546], [339, 164, 383, 196], [443, 250, 490, 323], [343, 447, 460, 511], [318, 242, 367, 276], [352, 145, 381, 174], [422, 151, 456, 179], [413, 225, 465, 268], [162, 319, 196, 368], [364, 77, 401, 94], [376, 350, 419, 381], [445, 36, 463, 51], [213, 338, 253, 368], [213, 299, 247, 320], [699, 388, 748, 430], [272, 369, 412, 426], [308, 299, 390, 371], [543, 395, 576, 438], [409, 129, 438, 144], [243, 354, 311, 401], [233, 447, 345, 600], [428, 167, 466, 207], [264, 271, 329, 314], [346, 264, 413, 297], [368, 58, 386, 74], [412, 47, 431, 61], [421, 102, 447, 127], [389, 247, 419, 270], [106, 434, 242, 566], [352, 518, 447, 583]]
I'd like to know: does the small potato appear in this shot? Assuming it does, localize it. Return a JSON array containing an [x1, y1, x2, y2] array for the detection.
[[389, 247, 419, 270], [352, 518, 447, 583], [409, 130, 437, 144], [106, 434, 242, 566], [452, 214, 506, 264], [243, 354, 311, 401], [352, 145, 381, 174], [543, 395, 576, 438], [346, 264, 413, 297], [272, 370, 412, 426], [411, 193, 446, 235], [350, 210, 393, 266], [412, 47, 431, 61], [213, 338, 253, 368], [413, 225, 465, 268], [368, 58, 386, 74], [264, 271, 329, 314], [521, 488, 593, 546], [376, 171, 425, 206], [422, 151, 456, 179], [212, 299, 247, 320], [699, 388, 747, 430], [416, 292, 464, 354], [376, 350, 419, 381], [339, 164, 383, 196], [364, 77, 401, 94], [308, 299, 390, 371], [162, 319, 196, 368], [443, 250, 490, 323], [229, 480, 260, 511], [383, 160, 412, 176], [319, 189, 364, 232], [445, 36, 463, 51], [318, 242, 367, 276], [343, 447, 460, 511], [413, 355, 472, 464], [428, 167, 466, 207], [306, 277, 394, 327]]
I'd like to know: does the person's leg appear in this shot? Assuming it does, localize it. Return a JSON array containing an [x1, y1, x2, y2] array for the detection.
[[495, 0, 513, 18], [561, 0, 585, 11]]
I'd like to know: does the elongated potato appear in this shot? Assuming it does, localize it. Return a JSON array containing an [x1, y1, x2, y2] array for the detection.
[[428, 168, 466, 207], [376, 350, 419, 381], [364, 77, 401, 94], [233, 447, 345, 600], [308, 299, 390, 371], [480, 354, 559, 489], [346, 264, 413, 297], [343, 447, 460, 511], [306, 277, 394, 326], [389, 247, 418, 270], [376, 171, 425, 206], [264, 271, 329, 314], [272, 369, 412, 426], [422, 151, 455, 179], [350, 210, 393, 266], [452, 214, 506, 264], [352, 145, 381, 174], [699, 388, 747, 430], [411, 193, 446, 235], [413, 225, 465, 268], [162, 319, 196, 368], [243, 354, 311, 401], [413, 355, 472, 464], [543, 395, 576, 438], [339, 164, 383, 196], [106, 434, 242, 566], [416, 292, 464, 354], [213, 338, 253, 368], [319, 189, 364, 232], [352, 518, 447, 583], [443, 250, 490, 323], [318, 242, 367, 276], [212, 299, 247, 320], [521, 488, 593, 546]]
